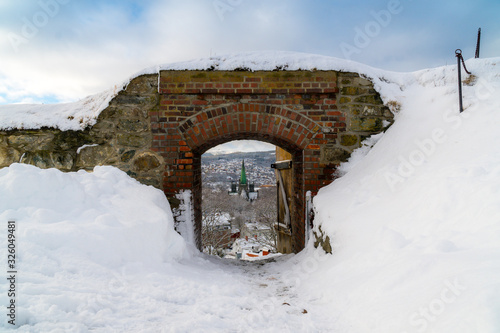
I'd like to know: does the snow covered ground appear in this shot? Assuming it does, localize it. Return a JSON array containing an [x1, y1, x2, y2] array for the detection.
[[310, 57, 500, 332], [0, 54, 499, 332], [0, 164, 324, 332]]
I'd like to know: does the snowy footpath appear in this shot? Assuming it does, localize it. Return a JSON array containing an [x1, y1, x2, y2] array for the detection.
[[1, 53, 500, 332], [0, 164, 331, 333]]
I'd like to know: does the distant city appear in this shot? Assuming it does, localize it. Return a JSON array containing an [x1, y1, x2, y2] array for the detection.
[[202, 150, 277, 188]]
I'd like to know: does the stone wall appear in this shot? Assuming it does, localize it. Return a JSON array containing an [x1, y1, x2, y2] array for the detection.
[[0, 74, 163, 187]]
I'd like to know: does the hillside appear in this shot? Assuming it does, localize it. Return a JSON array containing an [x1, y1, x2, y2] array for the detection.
[[202, 150, 276, 186], [307, 57, 500, 332]]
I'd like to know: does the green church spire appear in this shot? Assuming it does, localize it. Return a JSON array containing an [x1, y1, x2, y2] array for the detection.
[[239, 160, 247, 185]]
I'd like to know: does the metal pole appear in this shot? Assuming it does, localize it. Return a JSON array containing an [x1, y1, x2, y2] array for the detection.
[[456, 49, 464, 113], [475, 28, 481, 59], [305, 191, 311, 244]]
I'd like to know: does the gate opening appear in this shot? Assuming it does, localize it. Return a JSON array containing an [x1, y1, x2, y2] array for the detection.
[[200, 140, 284, 260]]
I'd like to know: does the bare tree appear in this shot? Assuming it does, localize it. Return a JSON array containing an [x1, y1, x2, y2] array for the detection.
[[202, 184, 278, 255], [252, 187, 278, 250], [231, 215, 245, 233], [202, 186, 232, 256]]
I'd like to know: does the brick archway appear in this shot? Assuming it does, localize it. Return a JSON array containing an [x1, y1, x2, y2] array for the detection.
[[155, 102, 334, 252], [149, 69, 393, 252], [177, 104, 318, 252]]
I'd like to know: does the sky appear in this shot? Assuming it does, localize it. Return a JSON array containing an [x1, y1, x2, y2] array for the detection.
[[205, 139, 275, 155], [0, 0, 498, 152], [1, 0, 498, 106]]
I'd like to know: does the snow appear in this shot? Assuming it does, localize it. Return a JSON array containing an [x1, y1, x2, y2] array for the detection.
[[310, 57, 500, 332], [0, 86, 120, 131], [0, 54, 500, 332], [0, 164, 190, 331], [226, 238, 281, 262], [173, 190, 196, 247], [76, 143, 99, 154], [0, 164, 320, 332]]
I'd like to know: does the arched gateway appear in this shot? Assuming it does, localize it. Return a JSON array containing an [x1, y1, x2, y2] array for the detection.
[[0, 56, 394, 254], [152, 69, 393, 252]]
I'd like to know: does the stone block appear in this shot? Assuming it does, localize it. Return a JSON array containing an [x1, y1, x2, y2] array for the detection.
[[90, 120, 116, 135], [351, 77, 373, 86], [23, 151, 75, 170], [354, 94, 383, 104], [53, 131, 92, 150], [121, 150, 136, 162], [136, 177, 161, 188], [75, 145, 117, 168], [112, 94, 151, 105], [8, 133, 55, 150], [361, 106, 383, 116], [341, 87, 368, 96], [350, 117, 383, 132], [340, 134, 358, 147], [52, 152, 76, 170], [346, 104, 365, 115], [313, 226, 332, 254], [132, 152, 161, 172], [339, 97, 351, 104], [0, 146, 21, 167], [118, 119, 149, 133], [117, 133, 149, 148], [320, 146, 350, 164], [125, 75, 158, 94], [126, 170, 138, 178]]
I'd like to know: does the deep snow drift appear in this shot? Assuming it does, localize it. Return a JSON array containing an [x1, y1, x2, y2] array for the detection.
[[310, 58, 500, 332], [0, 165, 189, 331], [0, 165, 322, 332], [1, 53, 500, 332]]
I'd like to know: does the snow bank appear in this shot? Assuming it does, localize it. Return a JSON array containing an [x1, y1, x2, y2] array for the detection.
[[308, 58, 500, 332], [0, 86, 119, 131], [0, 164, 187, 331], [0, 164, 317, 333], [0, 51, 405, 131]]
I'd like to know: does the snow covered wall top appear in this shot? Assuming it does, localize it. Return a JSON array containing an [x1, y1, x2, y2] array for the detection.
[[0, 51, 407, 131]]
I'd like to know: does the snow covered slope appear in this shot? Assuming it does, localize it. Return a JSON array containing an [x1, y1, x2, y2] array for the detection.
[[0, 164, 333, 333], [309, 57, 500, 332], [0, 165, 188, 331]]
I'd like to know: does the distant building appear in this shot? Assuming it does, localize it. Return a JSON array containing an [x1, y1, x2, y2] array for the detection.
[[228, 160, 258, 201], [228, 181, 238, 195], [239, 159, 247, 193]]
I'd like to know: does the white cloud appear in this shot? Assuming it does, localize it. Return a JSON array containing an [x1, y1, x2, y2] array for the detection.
[[206, 140, 275, 154], [0, 0, 498, 104], [0, 0, 311, 104]]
